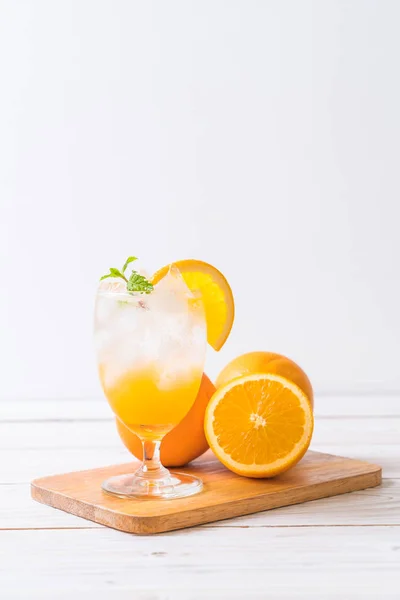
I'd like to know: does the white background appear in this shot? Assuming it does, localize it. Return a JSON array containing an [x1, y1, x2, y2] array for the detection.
[[1, 0, 399, 401]]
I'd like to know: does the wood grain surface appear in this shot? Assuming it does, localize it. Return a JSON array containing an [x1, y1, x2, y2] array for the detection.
[[31, 450, 381, 534], [2, 397, 399, 598]]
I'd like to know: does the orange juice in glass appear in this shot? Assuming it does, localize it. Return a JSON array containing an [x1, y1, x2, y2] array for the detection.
[[94, 266, 206, 499]]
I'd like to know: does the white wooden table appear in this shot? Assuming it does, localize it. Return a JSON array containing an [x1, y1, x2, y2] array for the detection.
[[1, 395, 399, 599]]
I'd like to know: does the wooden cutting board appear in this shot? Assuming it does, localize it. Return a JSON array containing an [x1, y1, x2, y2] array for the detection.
[[31, 450, 381, 535]]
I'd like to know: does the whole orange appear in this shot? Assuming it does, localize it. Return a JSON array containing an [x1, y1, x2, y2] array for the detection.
[[216, 351, 313, 408], [116, 373, 216, 467]]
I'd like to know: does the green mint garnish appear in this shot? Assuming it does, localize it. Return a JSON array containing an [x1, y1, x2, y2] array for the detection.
[[127, 271, 154, 294], [122, 256, 138, 273], [100, 256, 154, 294], [100, 267, 127, 282]]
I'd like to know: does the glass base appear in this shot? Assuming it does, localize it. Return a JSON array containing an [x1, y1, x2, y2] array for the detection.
[[102, 471, 203, 499]]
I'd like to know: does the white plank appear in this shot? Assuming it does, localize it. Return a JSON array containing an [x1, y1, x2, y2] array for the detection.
[[2, 393, 400, 421], [314, 392, 400, 416], [0, 420, 122, 450], [219, 478, 400, 527], [311, 444, 400, 478], [0, 417, 399, 451], [0, 484, 99, 530], [1, 444, 399, 486], [1, 478, 399, 530], [1, 444, 399, 485], [0, 527, 399, 598], [311, 417, 400, 446], [0, 447, 136, 483], [0, 397, 111, 421], [3, 590, 400, 600]]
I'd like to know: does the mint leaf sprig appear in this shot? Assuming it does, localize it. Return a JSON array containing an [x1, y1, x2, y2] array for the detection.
[[100, 256, 154, 294]]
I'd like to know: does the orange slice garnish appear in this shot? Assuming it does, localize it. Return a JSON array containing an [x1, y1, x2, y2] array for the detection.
[[152, 260, 234, 351]]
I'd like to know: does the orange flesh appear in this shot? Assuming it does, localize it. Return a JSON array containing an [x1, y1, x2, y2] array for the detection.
[[212, 378, 307, 465]]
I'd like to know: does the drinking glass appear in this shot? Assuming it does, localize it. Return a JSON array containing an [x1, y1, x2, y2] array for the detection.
[[94, 269, 207, 499]]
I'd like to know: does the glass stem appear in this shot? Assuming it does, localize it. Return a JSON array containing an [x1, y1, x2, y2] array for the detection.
[[140, 439, 169, 480]]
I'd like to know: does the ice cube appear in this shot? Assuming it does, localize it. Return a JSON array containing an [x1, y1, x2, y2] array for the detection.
[[94, 264, 207, 390], [98, 278, 127, 293], [147, 267, 193, 310]]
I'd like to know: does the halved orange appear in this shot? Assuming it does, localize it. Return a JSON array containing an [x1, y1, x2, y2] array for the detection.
[[152, 260, 234, 351], [205, 373, 314, 478]]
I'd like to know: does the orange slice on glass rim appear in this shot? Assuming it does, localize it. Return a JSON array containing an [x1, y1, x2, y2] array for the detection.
[[152, 260, 234, 351], [204, 373, 314, 478]]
